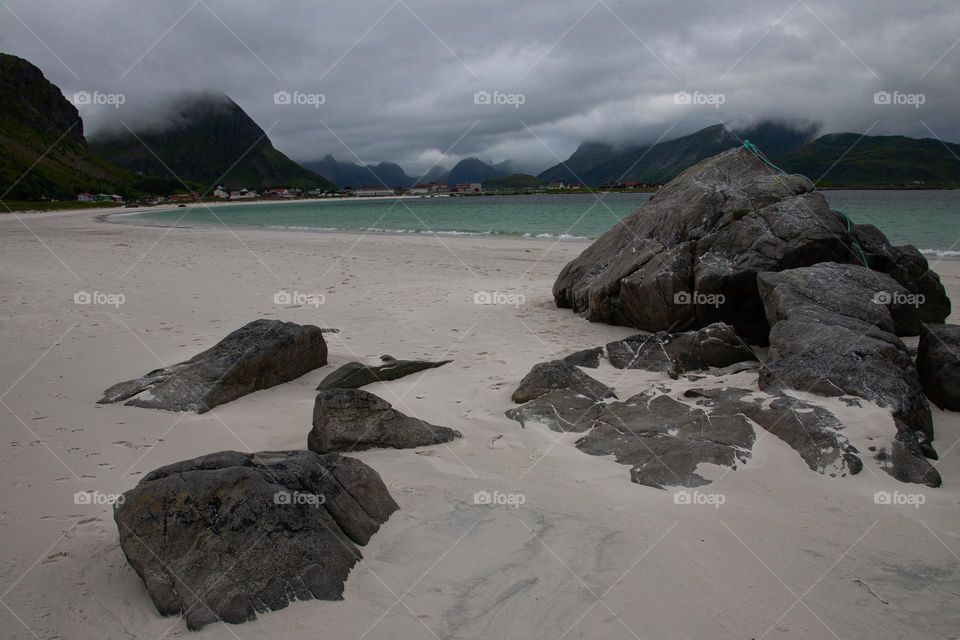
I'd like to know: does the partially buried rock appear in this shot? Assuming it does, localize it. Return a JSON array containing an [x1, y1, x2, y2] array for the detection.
[[758, 263, 939, 486], [606, 322, 757, 374], [316, 357, 451, 391], [575, 390, 755, 489], [114, 450, 397, 630], [563, 347, 604, 368], [99, 319, 328, 413], [308, 389, 461, 453], [510, 359, 615, 404], [505, 389, 604, 433], [917, 323, 960, 411]]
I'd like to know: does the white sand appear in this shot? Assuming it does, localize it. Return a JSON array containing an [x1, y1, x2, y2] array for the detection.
[[1, 208, 958, 640]]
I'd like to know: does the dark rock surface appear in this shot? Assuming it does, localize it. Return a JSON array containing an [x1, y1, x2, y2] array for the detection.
[[563, 347, 604, 368], [553, 147, 949, 343], [510, 360, 616, 404], [852, 224, 951, 325], [316, 357, 451, 390], [684, 388, 862, 476], [575, 390, 755, 489], [917, 323, 960, 411], [308, 389, 461, 453], [114, 450, 397, 630], [505, 389, 604, 433], [99, 320, 328, 413], [757, 263, 940, 486], [606, 323, 757, 373]]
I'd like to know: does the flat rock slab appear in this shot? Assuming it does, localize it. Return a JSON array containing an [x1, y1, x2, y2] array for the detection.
[[309, 388, 461, 453], [316, 357, 451, 390], [99, 319, 328, 413], [917, 324, 960, 411], [505, 389, 605, 433], [553, 147, 948, 343], [684, 388, 862, 477], [758, 263, 939, 486], [606, 322, 757, 373], [575, 391, 755, 489], [114, 450, 397, 630], [510, 359, 616, 404]]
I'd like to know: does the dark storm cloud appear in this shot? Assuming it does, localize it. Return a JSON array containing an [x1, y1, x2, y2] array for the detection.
[[2, 0, 958, 174]]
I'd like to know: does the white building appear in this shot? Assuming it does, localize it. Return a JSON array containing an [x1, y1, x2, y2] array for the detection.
[[354, 188, 395, 197], [213, 185, 229, 199], [229, 189, 257, 200]]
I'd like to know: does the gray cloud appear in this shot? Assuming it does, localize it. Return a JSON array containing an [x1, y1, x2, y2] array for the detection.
[[2, 0, 958, 175]]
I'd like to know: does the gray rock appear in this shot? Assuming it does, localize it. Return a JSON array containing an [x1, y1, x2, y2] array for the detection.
[[851, 224, 950, 325], [605, 322, 757, 373], [575, 390, 755, 489], [757, 263, 939, 486], [510, 360, 616, 404], [917, 323, 960, 410], [99, 320, 327, 413], [684, 387, 862, 476], [308, 389, 461, 453], [554, 147, 853, 343], [505, 389, 604, 433], [316, 358, 451, 390], [114, 450, 397, 630], [563, 347, 604, 368], [553, 148, 949, 345]]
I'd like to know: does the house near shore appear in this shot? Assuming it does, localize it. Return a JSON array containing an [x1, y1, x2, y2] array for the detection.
[[229, 188, 257, 200], [453, 182, 482, 193], [546, 181, 566, 190], [213, 186, 229, 199], [77, 192, 93, 202]]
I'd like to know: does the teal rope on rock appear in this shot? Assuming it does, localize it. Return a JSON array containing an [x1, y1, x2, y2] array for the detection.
[[742, 140, 869, 267]]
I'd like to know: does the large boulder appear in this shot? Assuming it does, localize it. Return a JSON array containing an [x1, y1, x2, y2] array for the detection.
[[99, 319, 328, 413], [554, 147, 949, 343], [917, 324, 960, 410], [757, 263, 939, 486], [851, 224, 950, 324], [114, 450, 397, 630], [308, 389, 461, 453], [316, 356, 451, 391], [605, 322, 756, 373]]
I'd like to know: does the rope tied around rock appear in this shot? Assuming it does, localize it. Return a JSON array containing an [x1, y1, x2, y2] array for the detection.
[[741, 140, 869, 267]]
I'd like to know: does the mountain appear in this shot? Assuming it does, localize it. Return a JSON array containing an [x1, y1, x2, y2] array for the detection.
[[302, 155, 416, 188], [90, 92, 333, 192], [413, 164, 449, 185], [0, 53, 138, 200], [778, 133, 960, 186], [446, 157, 506, 186], [482, 173, 542, 190], [538, 121, 817, 186]]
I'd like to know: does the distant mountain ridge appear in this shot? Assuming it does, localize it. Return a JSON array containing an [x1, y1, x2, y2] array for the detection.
[[302, 156, 419, 188], [537, 121, 960, 187], [90, 92, 333, 191]]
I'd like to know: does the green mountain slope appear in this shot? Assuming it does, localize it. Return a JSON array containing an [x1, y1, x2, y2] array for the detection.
[[0, 53, 135, 200], [90, 92, 333, 192]]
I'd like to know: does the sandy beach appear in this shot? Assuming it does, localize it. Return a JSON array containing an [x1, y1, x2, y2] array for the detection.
[[1, 208, 958, 640]]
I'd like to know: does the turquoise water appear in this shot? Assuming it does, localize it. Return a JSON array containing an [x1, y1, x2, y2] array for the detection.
[[125, 190, 960, 255]]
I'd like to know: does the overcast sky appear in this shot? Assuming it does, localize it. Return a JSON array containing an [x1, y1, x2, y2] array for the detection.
[[2, 0, 958, 174]]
